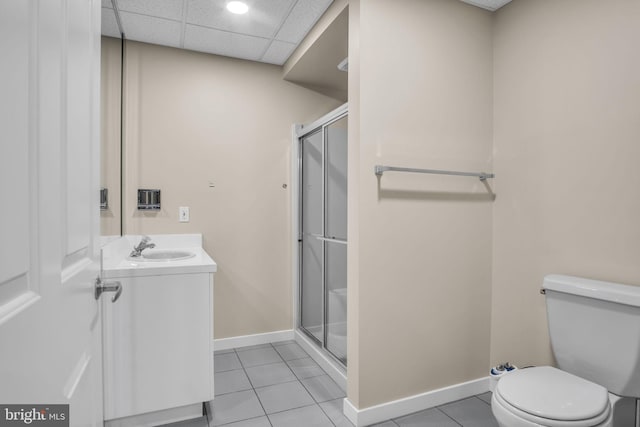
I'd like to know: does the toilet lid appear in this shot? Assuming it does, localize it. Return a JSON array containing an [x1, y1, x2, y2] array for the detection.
[[496, 366, 609, 421]]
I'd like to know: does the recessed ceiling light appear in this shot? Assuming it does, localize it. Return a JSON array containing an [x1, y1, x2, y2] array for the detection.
[[227, 1, 249, 14]]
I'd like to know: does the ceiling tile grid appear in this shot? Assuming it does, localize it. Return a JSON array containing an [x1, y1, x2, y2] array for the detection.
[[262, 40, 297, 65], [184, 24, 271, 61], [117, 0, 185, 21], [103, 0, 335, 66], [275, 0, 332, 44], [186, 0, 294, 38], [119, 12, 183, 48]]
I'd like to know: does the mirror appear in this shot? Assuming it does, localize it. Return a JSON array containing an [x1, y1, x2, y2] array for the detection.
[[100, 34, 122, 237]]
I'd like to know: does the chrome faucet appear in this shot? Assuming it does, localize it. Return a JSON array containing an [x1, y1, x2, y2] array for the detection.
[[130, 236, 156, 257]]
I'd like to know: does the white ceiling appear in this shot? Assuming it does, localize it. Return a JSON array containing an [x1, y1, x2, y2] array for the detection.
[[102, 0, 513, 66], [101, 0, 334, 65], [459, 0, 513, 11]]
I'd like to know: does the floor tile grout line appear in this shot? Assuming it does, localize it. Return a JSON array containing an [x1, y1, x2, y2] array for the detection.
[[475, 393, 492, 406], [235, 343, 276, 354], [252, 378, 301, 391], [233, 347, 273, 427], [239, 342, 313, 391], [215, 368, 243, 374], [275, 349, 298, 379], [285, 358, 326, 381], [276, 342, 344, 422], [266, 402, 342, 427], [245, 359, 297, 371], [242, 342, 323, 417], [214, 349, 243, 374], [272, 342, 309, 362], [280, 355, 309, 362], [262, 396, 325, 418], [265, 402, 320, 417], [434, 407, 464, 427], [235, 344, 286, 369], [314, 400, 341, 427], [214, 383, 253, 398], [292, 371, 326, 381], [297, 372, 339, 406], [389, 394, 496, 427], [216, 413, 269, 427]]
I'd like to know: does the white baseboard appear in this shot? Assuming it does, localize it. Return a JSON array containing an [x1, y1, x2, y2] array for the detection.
[[214, 329, 295, 351], [343, 376, 490, 427]]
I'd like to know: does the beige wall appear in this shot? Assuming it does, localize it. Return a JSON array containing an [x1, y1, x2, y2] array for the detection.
[[346, 0, 361, 405], [348, 0, 494, 408], [100, 37, 122, 237], [491, 0, 640, 367], [120, 41, 342, 338]]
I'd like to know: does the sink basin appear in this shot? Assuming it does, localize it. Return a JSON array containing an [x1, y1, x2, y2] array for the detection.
[[131, 250, 196, 262]]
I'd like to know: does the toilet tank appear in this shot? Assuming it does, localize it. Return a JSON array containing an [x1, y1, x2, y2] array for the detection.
[[543, 275, 640, 398]]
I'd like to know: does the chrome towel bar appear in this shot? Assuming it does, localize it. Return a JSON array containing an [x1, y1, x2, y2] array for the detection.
[[374, 165, 495, 181], [310, 233, 347, 245]]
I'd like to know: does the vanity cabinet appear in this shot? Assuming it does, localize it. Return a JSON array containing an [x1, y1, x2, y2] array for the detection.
[[102, 272, 214, 425]]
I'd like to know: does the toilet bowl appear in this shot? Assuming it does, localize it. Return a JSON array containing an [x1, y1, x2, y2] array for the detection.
[[491, 275, 640, 427], [492, 367, 612, 427]]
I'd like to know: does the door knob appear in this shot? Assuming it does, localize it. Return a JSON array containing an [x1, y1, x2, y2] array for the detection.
[[95, 276, 122, 303]]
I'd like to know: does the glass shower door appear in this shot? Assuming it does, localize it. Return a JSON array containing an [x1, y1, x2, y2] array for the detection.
[[299, 111, 348, 366], [324, 116, 348, 363], [300, 130, 324, 343]]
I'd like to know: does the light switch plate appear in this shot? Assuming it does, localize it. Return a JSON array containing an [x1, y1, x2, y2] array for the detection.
[[179, 207, 190, 222]]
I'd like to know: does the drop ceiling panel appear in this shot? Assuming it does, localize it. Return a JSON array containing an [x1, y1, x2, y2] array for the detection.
[[275, 0, 332, 44], [120, 12, 182, 48], [262, 40, 297, 65], [101, 8, 120, 38], [102, 0, 335, 65], [186, 0, 294, 39], [117, 0, 184, 21], [184, 24, 270, 61]]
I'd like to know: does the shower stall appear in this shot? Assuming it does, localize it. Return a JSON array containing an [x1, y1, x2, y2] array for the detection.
[[295, 104, 348, 370]]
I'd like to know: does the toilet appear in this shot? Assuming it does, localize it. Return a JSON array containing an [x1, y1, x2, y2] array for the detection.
[[492, 274, 640, 427]]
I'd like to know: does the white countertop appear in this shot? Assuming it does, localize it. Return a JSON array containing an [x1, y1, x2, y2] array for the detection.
[[102, 234, 217, 278]]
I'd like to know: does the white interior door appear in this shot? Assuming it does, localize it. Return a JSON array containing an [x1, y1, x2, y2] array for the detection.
[[0, 0, 103, 425]]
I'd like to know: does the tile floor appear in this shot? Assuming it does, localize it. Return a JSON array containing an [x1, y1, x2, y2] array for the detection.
[[163, 341, 498, 427]]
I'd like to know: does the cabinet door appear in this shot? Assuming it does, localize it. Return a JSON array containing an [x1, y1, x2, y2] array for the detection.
[[103, 273, 212, 420]]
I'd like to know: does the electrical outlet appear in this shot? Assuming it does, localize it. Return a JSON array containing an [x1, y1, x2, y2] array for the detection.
[[179, 207, 190, 222]]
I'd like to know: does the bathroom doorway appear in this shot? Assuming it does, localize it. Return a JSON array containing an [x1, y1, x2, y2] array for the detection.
[[297, 104, 348, 368]]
